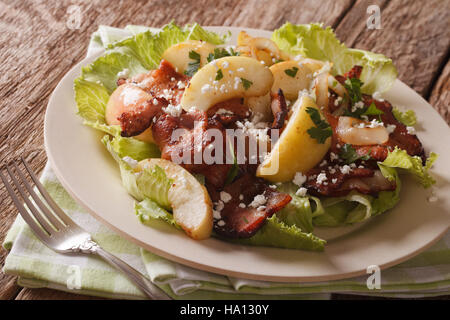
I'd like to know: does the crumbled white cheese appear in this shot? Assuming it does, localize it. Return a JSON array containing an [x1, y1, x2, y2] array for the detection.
[[249, 194, 267, 208], [152, 98, 159, 105], [293, 172, 307, 187], [239, 194, 244, 200], [320, 159, 328, 167], [177, 81, 186, 89], [295, 187, 308, 197], [162, 104, 182, 117], [316, 173, 328, 184], [406, 126, 416, 135], [213, 210, 222, 220], [332, 178, 338, 184], [215, 200, 224, 212], [239, 203, 246, 208], [340, 165, 352, 174], [217, 220, 225, 226], [330, 152, 339, 162], [170, 77, 175, 81], [220, 191, 232, 203], [334, 96, 343, 106], [237, 67, 245, 72], [351, 101, 365, 112]]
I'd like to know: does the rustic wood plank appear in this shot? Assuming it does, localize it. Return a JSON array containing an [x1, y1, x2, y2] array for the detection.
[[428, 59, 450, 124], [335, 0, 450, 98], [0, 0, 354, 300]]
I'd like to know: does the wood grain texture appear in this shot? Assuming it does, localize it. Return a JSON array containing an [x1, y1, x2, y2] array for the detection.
[[429, 59, 450, 123], [335, 0, 450, 97], [0, 0, 448, 300]]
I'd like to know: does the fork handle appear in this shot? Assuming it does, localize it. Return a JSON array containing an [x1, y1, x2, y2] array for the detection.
[[94, 246, 171, 300]]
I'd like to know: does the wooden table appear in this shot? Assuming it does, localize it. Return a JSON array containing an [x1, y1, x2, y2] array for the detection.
[[0, 0, 449, 300]]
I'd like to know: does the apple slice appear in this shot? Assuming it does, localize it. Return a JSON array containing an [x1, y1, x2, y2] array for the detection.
[[161, 40, 216, 74], [106, 83, 155, 143], [137, 158, 213, 240], [180, 56, 273, 111], [256, 95, 331, 182]]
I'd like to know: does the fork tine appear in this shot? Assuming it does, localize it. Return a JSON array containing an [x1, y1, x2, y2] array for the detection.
[[0, 169, 50, 242], [21, 157, 75, 227], [5, 164, 55, 235], [11, 161, 66, 230]]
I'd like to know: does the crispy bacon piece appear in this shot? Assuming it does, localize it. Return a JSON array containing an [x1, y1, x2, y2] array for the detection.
[[304, 167, 396, 197], [211, 174, 292, 238], [270, 89, 288, 129], [129, 59, 189, 106], [207, 98, 250, 127], [152, 110, 232, 189], [119, 97, 167, 137], [335, 65, 363, 85], [325, 97, 425, 162], [118, 60, 189, 137]]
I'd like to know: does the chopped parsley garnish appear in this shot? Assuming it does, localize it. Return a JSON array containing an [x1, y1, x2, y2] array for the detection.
[[339, 144, 371, 164], [343, 102, 384, 119], [284, 66, 299, 77], [344, 78, 363, 105], [184, 50, 201, 77], [215, 69, 223, 81], [206, 47, 239, 63], [363, 103, 384, 116], [306, 107, 332, 144], [241, 78, 253, 90]]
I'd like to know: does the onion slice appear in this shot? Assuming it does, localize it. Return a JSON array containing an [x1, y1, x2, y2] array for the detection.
[[336, 116, 389, 145]]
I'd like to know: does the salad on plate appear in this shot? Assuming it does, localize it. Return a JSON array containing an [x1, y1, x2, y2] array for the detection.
[[74, 22, 437, 251]]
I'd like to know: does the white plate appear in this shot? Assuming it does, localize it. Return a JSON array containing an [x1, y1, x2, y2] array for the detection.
[[44, 26, 450, 282]]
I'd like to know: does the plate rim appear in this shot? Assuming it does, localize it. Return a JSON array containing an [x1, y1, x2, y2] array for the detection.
[[44, 26, 450, 283]]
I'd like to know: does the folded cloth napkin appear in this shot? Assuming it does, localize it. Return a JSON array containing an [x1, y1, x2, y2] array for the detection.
[[3, 26, 450, 299]]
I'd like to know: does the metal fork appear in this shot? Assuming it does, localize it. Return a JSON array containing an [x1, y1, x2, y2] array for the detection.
[[0, 157, 171, 300]]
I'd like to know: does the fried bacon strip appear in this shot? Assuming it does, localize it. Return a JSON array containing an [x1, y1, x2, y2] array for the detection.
[[118, 60, 189, 137], [304, 166, 396, 197], [152, 110, 232, 189], [326, 97, 425, 162], [210, 174, 292, 238], [270, 89, 288, 129]]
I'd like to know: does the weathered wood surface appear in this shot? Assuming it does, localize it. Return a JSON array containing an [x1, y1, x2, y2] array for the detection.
[[0, 0, 448, 300]]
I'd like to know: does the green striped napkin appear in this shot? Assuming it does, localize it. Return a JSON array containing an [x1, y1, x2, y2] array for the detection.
[[2, 26, 449, 299]]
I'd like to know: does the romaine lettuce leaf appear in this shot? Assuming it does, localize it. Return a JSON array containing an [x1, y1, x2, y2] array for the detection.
[[135, 198, 180, 229], [392, 107, 417, 126], [231, 215, 326, 251], [110, 135, 161, 161], [380, 147, 438, 188], [102, 135, 171, 208], [272, 22, 397, 94]]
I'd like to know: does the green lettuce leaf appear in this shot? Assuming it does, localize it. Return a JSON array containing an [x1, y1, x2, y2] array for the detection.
[[135, 198, 180, 229], [392, 107, 417, 126], [272, 22, 397, 94], [230, 215, 326, 251], [102, 135, 172, 208], [110, 135, 160, 161], [380, 147, 438, 188]]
